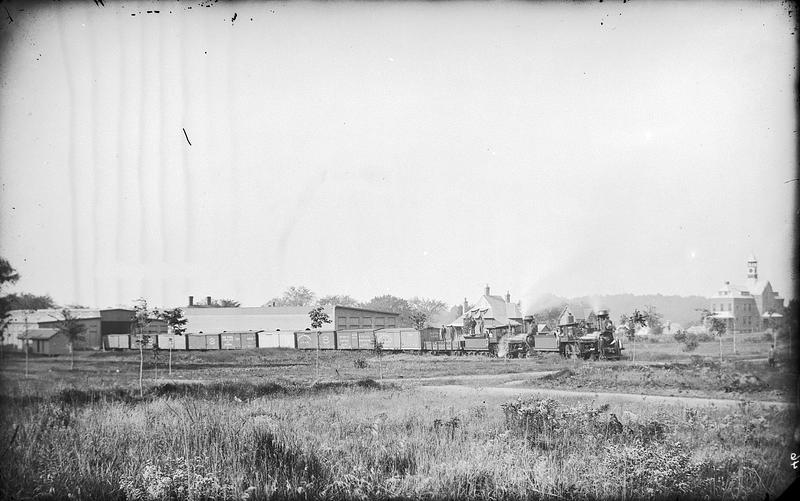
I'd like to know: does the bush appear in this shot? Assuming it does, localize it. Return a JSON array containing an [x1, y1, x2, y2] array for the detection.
[[673, 330, 687, 343], [682, 333, 700, 352]]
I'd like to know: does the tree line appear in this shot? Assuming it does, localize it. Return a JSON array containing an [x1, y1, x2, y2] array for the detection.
[[264, 285, 455, 330]]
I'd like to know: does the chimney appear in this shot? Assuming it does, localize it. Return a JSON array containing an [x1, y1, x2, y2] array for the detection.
[[484, 284, 490, 296], [506, 291, 511, 303], [188, 295, 194, 306], [206, 296, 212, 306], [463, 297, 469, 314]]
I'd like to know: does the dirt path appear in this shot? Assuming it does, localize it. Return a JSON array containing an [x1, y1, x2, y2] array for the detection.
[[419, 384, 791, 409], [382, 370, 559, 383]]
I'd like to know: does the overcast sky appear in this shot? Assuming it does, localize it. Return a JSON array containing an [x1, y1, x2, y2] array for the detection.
[[0, 1, 796, 311]]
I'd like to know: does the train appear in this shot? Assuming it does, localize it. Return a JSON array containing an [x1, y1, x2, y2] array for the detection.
[[103, 327, 503, 356], [526, 309, 625, 360], [104, 309, 625, 360]]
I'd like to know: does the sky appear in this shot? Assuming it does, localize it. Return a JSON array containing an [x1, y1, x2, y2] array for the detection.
[[0, 0, 796, 312]]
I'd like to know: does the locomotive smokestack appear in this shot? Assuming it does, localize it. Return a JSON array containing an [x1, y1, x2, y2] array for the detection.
[[188, 296, 194, 306]]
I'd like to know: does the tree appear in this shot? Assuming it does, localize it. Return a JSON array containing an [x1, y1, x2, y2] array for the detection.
[[156, 307, 187, 376], [265, 286, 316, 307], [316, 295, 361, 307], [362, 295, 413, 327], [309, 306, 331, 329], [534, 304, 567, 326], [211, 299, 240, 307], [0, 258, 20, 355], [308, 306, 332, 380], [0, 258, 20, 289], [4, 293, 56, 310], [409, 311, 428, 331], [645, 305, 664, 335], [700, 308, 727, 363], [408, 297, 448, 326], [51, 309, 87, 371], [132, 298, 152, 397]]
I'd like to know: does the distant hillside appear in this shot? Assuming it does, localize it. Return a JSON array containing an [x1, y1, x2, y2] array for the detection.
[[569, 294, 708, 327]]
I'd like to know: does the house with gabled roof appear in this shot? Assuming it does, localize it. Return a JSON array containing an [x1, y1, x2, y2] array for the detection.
[[448, 285, 523, 337]]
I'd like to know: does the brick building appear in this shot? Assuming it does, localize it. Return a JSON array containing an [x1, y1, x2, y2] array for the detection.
[[708, 256, 784, 333]]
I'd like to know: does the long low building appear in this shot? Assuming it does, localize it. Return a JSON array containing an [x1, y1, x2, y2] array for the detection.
[[4, 308, 167, 350], [183, 303, 399, 334]]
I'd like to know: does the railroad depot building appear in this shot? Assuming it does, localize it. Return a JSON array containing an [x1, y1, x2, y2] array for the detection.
[[448, 285, 523, 337], [708, 256, 785, 333], [183, 299, 399, 334]]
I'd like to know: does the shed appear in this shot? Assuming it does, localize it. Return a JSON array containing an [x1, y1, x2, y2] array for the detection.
[[18, 328, 70, 355]]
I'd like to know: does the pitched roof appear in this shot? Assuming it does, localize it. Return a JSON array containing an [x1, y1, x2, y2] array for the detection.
[[184, 305, 335, 333], [18, 328, 60, 340], [466, 295, 522, 322], [711, 283, 754, 299], [7, 309, 101, 323], [746, 279, 771, 295]]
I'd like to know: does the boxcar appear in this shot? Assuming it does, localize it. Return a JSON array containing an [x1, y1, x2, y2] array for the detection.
[[335, 330, 358, 350], [400, 329, 422, 350], [241, 332, 258, 349], [204, 334, 220, 350], [357, 330, 376, 350], [375, 329, 403, 351], [186, 333, 219, 350], [130, 334, 157, 349], [157, 334, 188, 350], [220, 333, 242, 350], [104, 334, 131, 350], [257, 331, 296, 349], [187, 334, 207, 350], [295, 330, 336, 350], [257, 331, 278, 348], [336, 329, 373, 350]]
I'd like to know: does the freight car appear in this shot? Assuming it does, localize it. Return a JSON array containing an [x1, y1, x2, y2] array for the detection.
[[295, 330, 337, 350]]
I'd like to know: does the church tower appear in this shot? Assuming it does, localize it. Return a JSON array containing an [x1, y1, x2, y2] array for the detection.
[[747, 254, 758, 280]]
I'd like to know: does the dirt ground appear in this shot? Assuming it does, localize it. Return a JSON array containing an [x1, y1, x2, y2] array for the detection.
[[1, 337, 795, 407]]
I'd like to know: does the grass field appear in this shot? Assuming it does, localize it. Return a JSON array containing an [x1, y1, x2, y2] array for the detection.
[[0, 333, 797, 500]]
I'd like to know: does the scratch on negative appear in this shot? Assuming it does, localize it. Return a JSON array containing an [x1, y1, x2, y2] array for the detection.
[[183, 128, 192, 146]]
